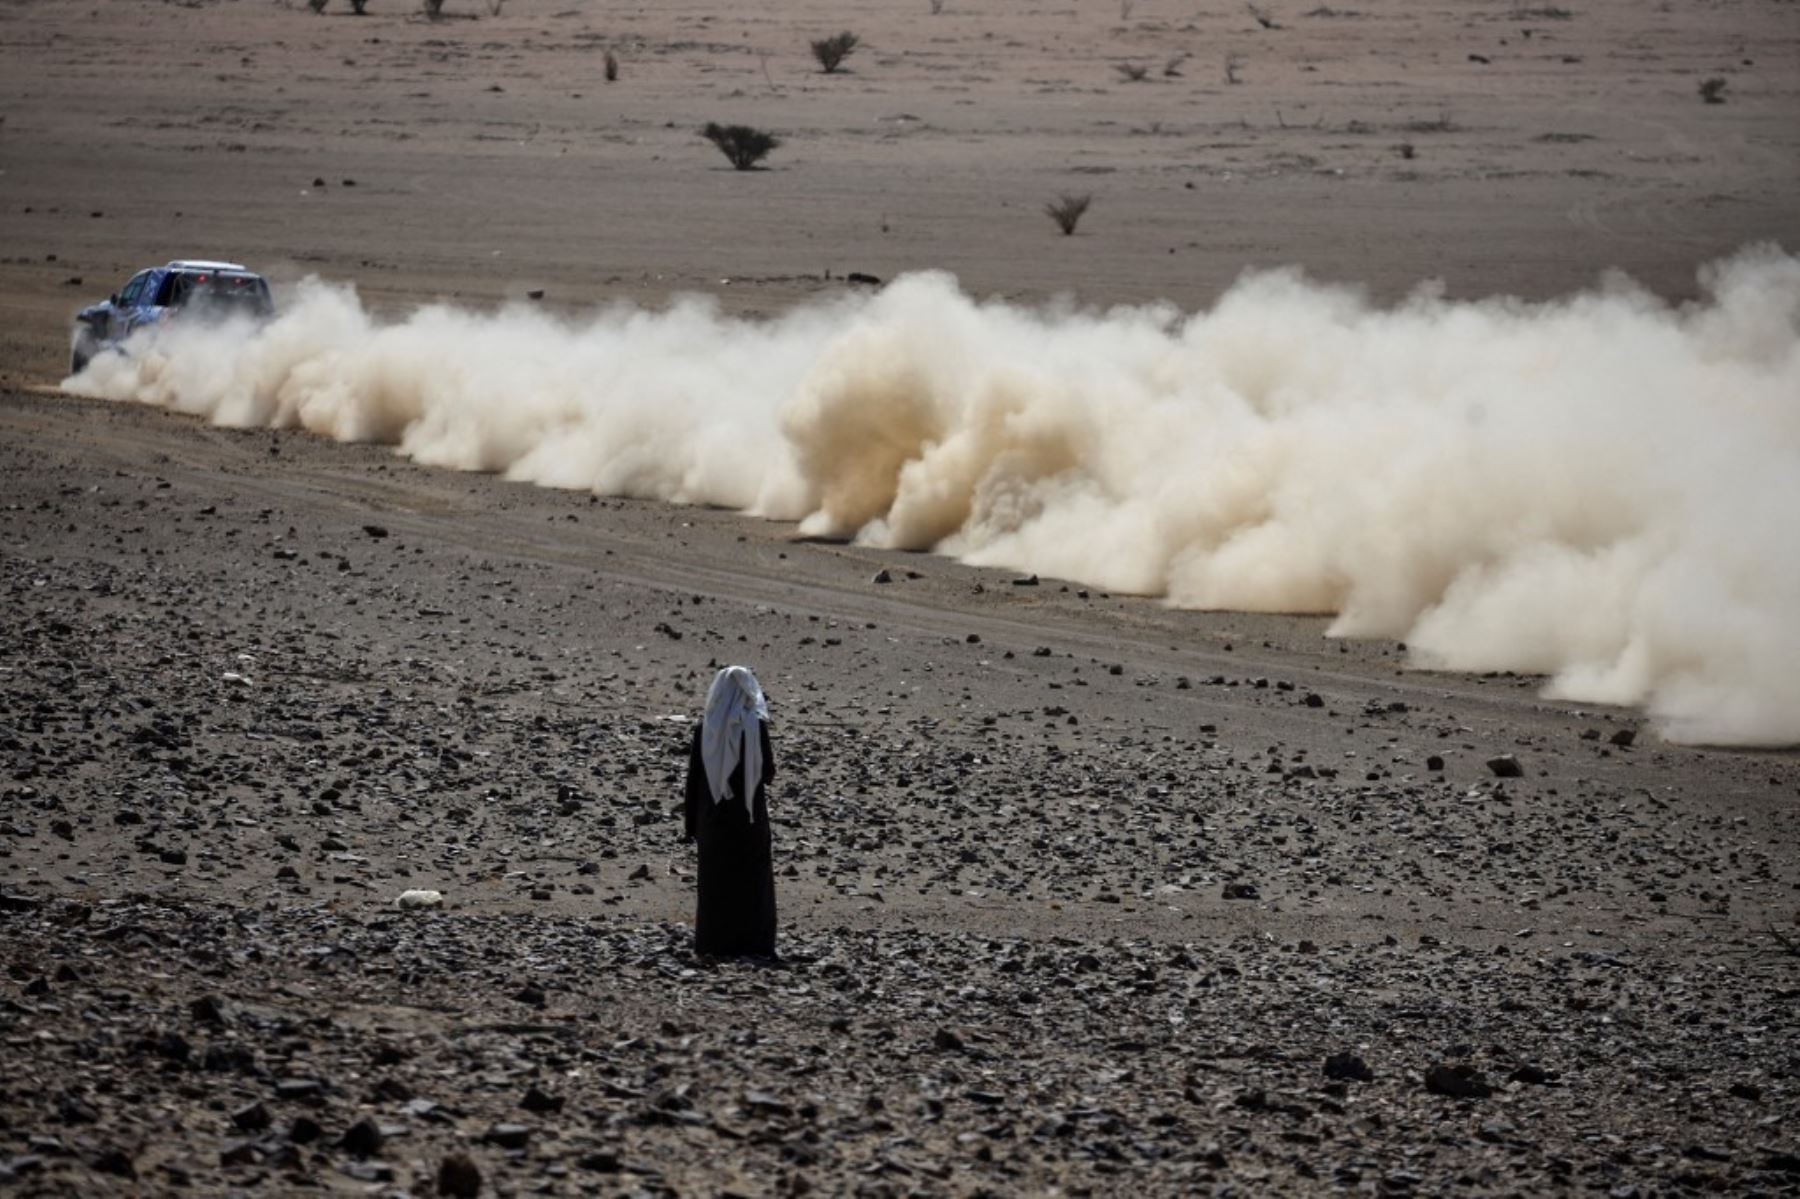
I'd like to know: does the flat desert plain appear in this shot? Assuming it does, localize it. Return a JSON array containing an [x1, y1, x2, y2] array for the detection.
[[2, 0, 1799, 1195]]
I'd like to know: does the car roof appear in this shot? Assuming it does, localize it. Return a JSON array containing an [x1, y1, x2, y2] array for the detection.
[[164, 259, 253, 273]]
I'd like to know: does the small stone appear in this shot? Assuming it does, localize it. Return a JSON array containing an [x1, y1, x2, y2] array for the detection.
[[288, 1116, 324, 1144], [1728, 1082, 1762, 1101], [1485, 755, 1523, 778], [395, 889, 442, 909], [1609, 728, 1637, 747], [190, 995, 227, 1025], [338, 1117, 383, 1157], [1324, 1052, 1374, 1082], [871, 569, 892, 584], [219, 1139, 259, 1167], [438, 1152, 483, 1197], [520, 1086, 564, 1114], [1426, 754, 1445, 771], [1508, 1064, 1553, 1086], [91, 1148, 135, 1179], [1221, 882, 1260, 900], [1424, 1063, 1493, 1099], [932, 1028, 964, 1052], [275, 1078, 325, 1103], [1011, 574, 1039, 587], [231, 1101, 271, 1132], [362, 524, 389, 539], [1303, 693, 1324, 708], [484, 1123, 531, 1150]]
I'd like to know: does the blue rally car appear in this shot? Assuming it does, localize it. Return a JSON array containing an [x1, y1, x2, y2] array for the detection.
[[70, 260, 274, 373]]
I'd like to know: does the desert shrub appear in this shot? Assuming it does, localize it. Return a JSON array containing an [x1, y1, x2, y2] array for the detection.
[[604, 50, 619, 82], [1115, 61, 1149, 82], [1045, 193, 1092, 236], [811, 32, 859, 73], [1698, 77, 1727, 104], [703, 123, 780, 170]]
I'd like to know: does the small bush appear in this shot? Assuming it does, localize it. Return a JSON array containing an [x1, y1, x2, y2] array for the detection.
[[604, 50, 619, 82], [1045, 193, 1092, 236], [811, 31, 859, 73], [1115, 61, 1150, 82], [1698, 77, 1727, 104], [703, 123, 780, 171]]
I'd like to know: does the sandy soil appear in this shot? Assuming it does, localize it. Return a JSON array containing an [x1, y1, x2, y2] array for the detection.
[[2, 0, 1799, 1195], [3, 0, 1798, 382]]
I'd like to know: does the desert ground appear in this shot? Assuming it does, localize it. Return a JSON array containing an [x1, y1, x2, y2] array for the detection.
[[3, 0, 1799, 1195]]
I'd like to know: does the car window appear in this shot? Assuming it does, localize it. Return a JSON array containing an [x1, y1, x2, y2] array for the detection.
[[120, 271, 153, 306]]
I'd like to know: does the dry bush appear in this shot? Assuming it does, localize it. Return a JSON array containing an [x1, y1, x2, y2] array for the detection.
[[1045, 193, 1092, 236], [1698, 77, 1727, 104], [703, 123, 780, 170], [811, 32, 860, 73], [1115, 61, 1150, 82]]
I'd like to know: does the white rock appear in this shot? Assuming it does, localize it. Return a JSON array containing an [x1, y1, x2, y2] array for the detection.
[[396, 889, 444, 910]]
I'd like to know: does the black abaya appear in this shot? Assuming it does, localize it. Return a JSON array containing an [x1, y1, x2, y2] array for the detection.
[[684, 721, 777, 957]]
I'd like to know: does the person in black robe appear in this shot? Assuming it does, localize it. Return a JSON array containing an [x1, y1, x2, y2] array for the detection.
[[683, 665, 777, 958]]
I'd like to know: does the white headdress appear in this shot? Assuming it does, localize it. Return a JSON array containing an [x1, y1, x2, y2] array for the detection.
[[700, 666, 768, 821]]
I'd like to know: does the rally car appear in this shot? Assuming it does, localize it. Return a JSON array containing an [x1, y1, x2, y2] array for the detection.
[[70, 260, 274, 373]]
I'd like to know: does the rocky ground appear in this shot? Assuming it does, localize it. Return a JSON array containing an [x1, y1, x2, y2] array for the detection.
[[2, 388, 1798, 1195]]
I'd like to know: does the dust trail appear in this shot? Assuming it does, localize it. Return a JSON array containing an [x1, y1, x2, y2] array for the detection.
[[65, 248, 1800, 745]]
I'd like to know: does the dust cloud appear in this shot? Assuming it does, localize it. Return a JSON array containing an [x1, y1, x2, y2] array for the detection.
[[65, 249, 1800, 745]]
